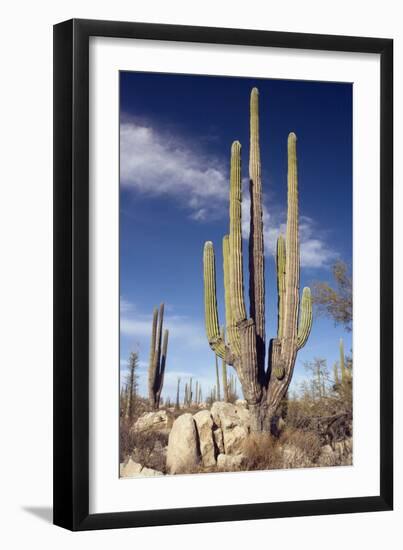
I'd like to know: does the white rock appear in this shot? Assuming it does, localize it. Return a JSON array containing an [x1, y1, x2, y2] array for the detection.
[[234, 399, 248, 409], [193, 410, 216, 467], [139, 466, 163, 477], [120, 458, 142, 478], [217, 453, 245, 470], [211, 402, 250, 455], [132, 410, 168, 433], [166, 413, 200, 474], [213, 427, 224, 455]]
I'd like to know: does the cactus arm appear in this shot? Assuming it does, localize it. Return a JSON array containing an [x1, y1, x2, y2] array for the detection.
[[297, 287, 313, 349], [229, 141, 247, 325], [203, 241, 226, 359], [147, 307, 159, 407], [223, 235, 240, 355], [283, 133, 300, 343], [276, 235, 286, 339], [248, 88, 266, 367], [153, 303, 164, 379], [155, 328, 169, 406]]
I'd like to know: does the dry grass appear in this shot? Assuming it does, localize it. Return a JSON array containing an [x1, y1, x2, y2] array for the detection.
[[280, 428, 322, 464], [119, 419, 169, 472], [240, 432, 283, 471]]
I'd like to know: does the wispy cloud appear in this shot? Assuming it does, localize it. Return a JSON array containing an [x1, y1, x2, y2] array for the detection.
[[120, 312, 205, 350], [121, 118, 337, 268], [120, 120, 228, 220], [241, 193, 338, 269]]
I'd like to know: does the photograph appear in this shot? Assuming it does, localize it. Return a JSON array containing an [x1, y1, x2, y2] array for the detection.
[[118, 72, 353, 478]]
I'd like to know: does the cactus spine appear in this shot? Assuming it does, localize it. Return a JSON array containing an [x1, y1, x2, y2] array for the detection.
[[148, 304, 169, 410], [203, 88, 313, 431]]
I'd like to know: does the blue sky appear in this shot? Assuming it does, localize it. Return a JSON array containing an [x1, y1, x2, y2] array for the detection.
[[119, 71, 352, 402]]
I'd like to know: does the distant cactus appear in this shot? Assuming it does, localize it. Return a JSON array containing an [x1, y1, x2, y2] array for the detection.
[[175, 377, 181, 410], [148, 304, 169, 409], [203, 88, 312, 431], [215, 355, 221, 401], [333, 362, 340, 386], [339, 338, 346, 384]]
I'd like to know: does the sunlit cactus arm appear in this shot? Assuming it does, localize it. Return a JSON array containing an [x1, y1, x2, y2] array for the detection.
[[223, 235, 239, 355], [276, 235, 286, 339], [248, 87, 266, 366], [283, 132, 300, 344], [203, 241, 226, 359], [297, 287, 313, 349], [229, 139, 262, 405], [229, 141, 247, 325]]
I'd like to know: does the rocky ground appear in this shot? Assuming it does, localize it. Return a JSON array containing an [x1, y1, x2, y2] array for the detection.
[[120, 401, 353, 478]]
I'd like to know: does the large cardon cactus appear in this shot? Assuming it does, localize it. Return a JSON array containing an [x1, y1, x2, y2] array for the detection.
[[203, 88, 313, 431]]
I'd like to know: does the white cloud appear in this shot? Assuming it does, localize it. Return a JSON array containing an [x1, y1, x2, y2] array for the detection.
[[242, 194, 338, 269], [120, 296, 134, 314], [120, 312, 205, 350], [120, 121, 228, 220], [120, 119, 338, 268]]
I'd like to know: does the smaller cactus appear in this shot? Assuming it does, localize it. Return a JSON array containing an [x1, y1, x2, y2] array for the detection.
[[175, 377, 181, 409], [148, 304, 169, 410], [215, 355, 221, 401], [333, 362, 339, 386]]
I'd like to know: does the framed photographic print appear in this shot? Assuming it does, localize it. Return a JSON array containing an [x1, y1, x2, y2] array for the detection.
[[53, 19, 393, 531]]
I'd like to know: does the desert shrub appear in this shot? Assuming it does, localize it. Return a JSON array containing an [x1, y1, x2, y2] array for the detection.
[[280, 428, 322, 464], [119, 416, 169, 470], [131, 431, 169, 473], [241, 432, 283, 471]]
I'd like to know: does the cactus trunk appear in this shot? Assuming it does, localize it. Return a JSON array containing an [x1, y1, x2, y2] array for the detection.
[[203, 88, 312, 432], [148, 304, 169, 410]]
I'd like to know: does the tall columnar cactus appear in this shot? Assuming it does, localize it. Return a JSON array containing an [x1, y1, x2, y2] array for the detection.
[[203, 88, 313, 431], [148, 303, 169, 410]]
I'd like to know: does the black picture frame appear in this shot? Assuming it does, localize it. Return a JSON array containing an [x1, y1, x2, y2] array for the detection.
[[53, 18, 393, 531]]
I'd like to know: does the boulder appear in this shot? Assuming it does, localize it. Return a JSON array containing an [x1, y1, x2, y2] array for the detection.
[[120, 458, 142, 478], [235, 399, 248, 409], [139, 466, 163, 477], [213, 427, 225, 455], [217, 453, 245, 471], [211, 402, 250, 455], [132, 410, 168, 433], [193, 410, 216, 467], [120, 458, 164, 478], [166, 413, 200, 474]]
